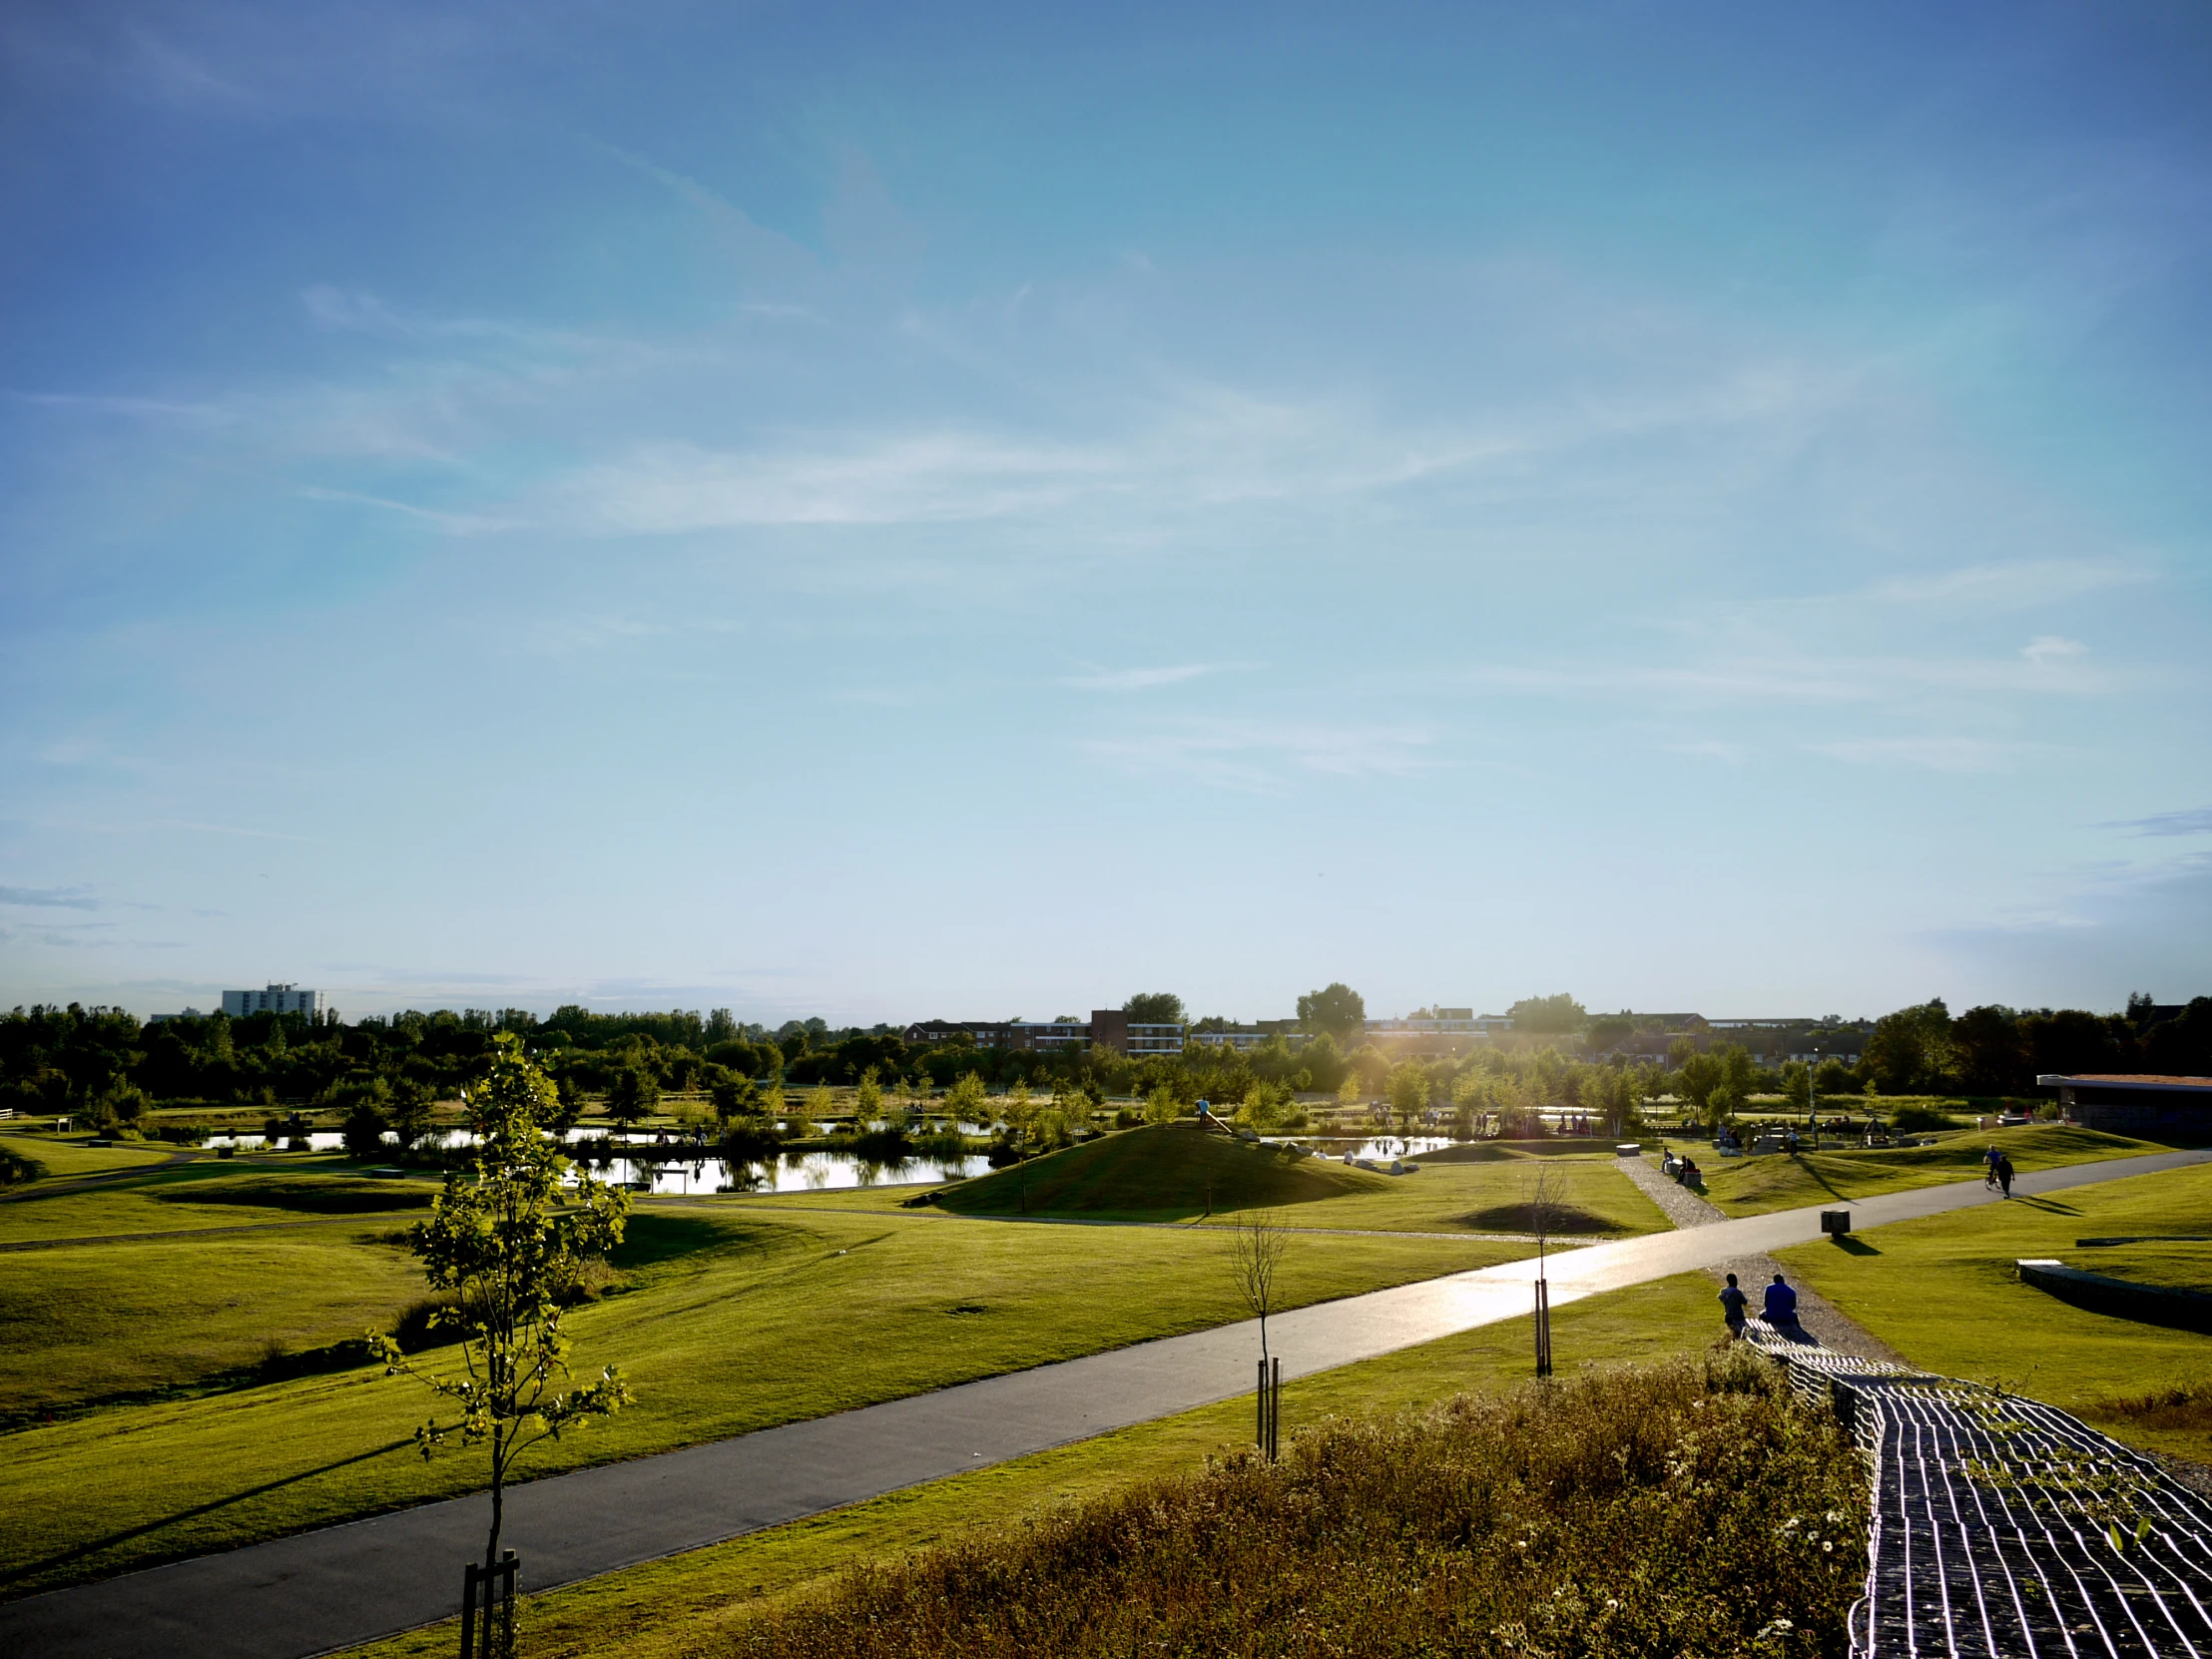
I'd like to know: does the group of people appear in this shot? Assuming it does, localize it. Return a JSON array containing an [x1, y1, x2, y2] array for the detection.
[[1718, 1271, 1798, 1335]]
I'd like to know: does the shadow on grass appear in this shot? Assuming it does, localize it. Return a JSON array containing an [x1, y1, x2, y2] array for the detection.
[[1829, 1236, 1883, 1257], [1458, 1203, 1621, 1236], [0, 1435, 416, 1591], [2013, 1196, 2083, 1216]]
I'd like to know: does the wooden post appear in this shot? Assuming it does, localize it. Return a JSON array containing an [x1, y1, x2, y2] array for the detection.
[[1257, 1358, 1267, 1450], [1534, 1279, 1552, 1378], [1270, 1356, 1282, 1462], [498, 1549, 517, 1657], [460, 1562, 477, 1659]]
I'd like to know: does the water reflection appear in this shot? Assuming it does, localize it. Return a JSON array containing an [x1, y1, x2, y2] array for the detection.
[[573, 1151, 992, 1196]]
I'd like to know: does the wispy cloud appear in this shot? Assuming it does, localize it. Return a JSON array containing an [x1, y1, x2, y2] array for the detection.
[[152, 820, 322, 843], [1859, 560, 2150, 613], [1059, 664, 1225, 692], [2099, 807, 2212, 837], [1082, 717, 1438, 791], [296, 485, 521, 534], [1808, 736, 2047, 773], [5, 389, 233, 426], [0, 884, 101, 910]]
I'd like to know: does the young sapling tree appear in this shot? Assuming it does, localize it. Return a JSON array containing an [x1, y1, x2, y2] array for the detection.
[[371, 1033, 633, 1591]]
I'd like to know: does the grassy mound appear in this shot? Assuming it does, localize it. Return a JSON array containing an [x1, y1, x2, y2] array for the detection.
[[937, 1124, 1389, 1218], [151, 1174, 434, 1214], [719, 1352, 1865, 1658], [1698, 1124, 2155, 1217]]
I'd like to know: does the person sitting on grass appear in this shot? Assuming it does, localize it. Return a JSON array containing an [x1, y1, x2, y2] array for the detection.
[[1718, 1273, 1749, 1338], [1763, 1272, 1799, 1328]]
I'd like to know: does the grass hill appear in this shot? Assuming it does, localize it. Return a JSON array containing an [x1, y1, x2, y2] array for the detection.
[[1695, 1123, 2157, 1217], [936, 1124, 1392, 1219]]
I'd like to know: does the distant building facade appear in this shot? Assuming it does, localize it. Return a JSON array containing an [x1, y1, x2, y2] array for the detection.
[[221, 984, 328, 1018], [901, 1010, 1183, 1055], [2037, 1073, 2212, 1136], [1365, 1009, 1513, 1038]]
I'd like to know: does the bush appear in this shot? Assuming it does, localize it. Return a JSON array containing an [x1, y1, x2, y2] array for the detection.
[[721, 1353, 1865, 1658], [1889, 1105, 1962, 1133]]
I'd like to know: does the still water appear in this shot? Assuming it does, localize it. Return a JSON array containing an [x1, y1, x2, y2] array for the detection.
[[577, 1151, 993, 1196]]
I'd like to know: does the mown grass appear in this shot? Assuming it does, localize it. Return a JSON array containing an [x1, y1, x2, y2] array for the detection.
[[1778, 1161, 2212, 1462], [337, 1272, 1741, 1659], [0, 1160, 438, 1244], [939, 1124, 1390, 1217], [0, 1225, 428, 1420], [1688, 1124, 2158, 1217], [2073, 1241, 2212, 1293], [0, 1133, 174, 1181], [1222, 1155, 1668, 1237], [937, 1125, 1667, 1236], [0, 1199, 1523, 1594]]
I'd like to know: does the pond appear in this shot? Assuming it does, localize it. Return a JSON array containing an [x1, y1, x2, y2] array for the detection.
[[1286, 1135, 1460, 1161], [573, 1150, 992, 1196]]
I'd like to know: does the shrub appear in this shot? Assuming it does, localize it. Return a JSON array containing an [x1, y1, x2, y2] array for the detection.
[[1890, 1104, 1962, 1132], [719, 1353, 1865, 1658]]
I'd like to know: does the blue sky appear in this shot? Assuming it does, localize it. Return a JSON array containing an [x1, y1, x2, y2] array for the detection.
[[2, 0, 2208, 1024]]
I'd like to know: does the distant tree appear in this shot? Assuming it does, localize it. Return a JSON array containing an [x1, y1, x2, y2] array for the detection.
[[1862, 1000, 1956, 1094], [1224, 1207, 1290, 1366], [1337, 1073, 1362, 1109], [342, 1098, 389, 1161], [389, 1077, 436, 1150], [1145, 1085, 1180, 1125], [1123, 992, 1186, 1025], [758, 1078, 786, 1124], [1385, 1062, 1429, 1144], [943, 1071, 987, 1125], [710, 1072, 758, 1129], [1507, 994, 1588, 1034], [1584, 1014, 1634, 1052], [805, 1082, 834, 1132], [1780, 1061, 1813, 1114], [1002, 1078, 1035, 1144], [370, 1035, 631, 1600], [1950, 1005, 2027, 1095], [855, 1066, 884, 1123], [605, 1066, 659, 1129], [1298, 983, 1367, 1040], [2144, 998, 2212, 1075]]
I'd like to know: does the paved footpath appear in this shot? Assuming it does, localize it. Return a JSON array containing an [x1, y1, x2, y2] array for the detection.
[[6, 1147, 2206, 1659]]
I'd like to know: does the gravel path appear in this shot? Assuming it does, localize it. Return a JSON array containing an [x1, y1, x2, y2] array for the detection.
[[1612, 1152, 1728, 1227]]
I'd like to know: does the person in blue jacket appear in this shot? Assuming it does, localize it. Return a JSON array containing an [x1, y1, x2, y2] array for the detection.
[[1763, 1272, 1799, 1327]]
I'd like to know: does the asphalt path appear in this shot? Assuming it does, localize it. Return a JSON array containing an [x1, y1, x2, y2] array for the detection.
[[5, 1145, 2206, 1659]]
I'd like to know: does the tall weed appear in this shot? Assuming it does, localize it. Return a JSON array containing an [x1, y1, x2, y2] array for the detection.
[[720, 1353, 1865, 1657]]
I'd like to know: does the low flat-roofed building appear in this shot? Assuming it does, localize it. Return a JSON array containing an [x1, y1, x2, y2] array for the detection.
[[900, 1011, 1183, 1055], [2037, 1073, 2212, 1135]]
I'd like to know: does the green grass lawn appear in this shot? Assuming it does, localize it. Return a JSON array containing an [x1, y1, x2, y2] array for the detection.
[[2069, 1241, 2211, 1293], [938, 1124, 1391, 1217], [0, 1198, 1524, 1596], [0, 1160, 440, 1244], [0, 1225, 428, 1420], [1210, 1155, 1668, 1237], [935, 1125, 1667, 1237], [335, 1271, 1728, 1659], [1687, 1123, 2158, 1217], [0, 1133, 176, 1181], [1778, 1161, 2212, 1462]]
